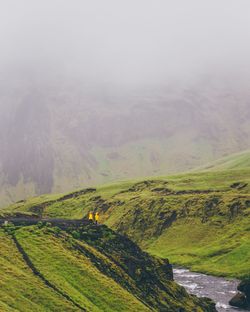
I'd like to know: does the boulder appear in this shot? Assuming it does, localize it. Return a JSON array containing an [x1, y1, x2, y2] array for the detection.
[[229, 292, 248, 309], [229, 280, 250, 310], [238, 280, 250, 302]]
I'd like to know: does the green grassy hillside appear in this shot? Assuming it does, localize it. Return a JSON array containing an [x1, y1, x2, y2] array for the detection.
[[0, 229, 79, 312], [0, 223, 215, 312], [3, 166, 250, 281], [196, 150, 250, 171]]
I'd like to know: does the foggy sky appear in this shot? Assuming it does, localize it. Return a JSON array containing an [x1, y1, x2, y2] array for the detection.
[[0, 1, 250, 85]]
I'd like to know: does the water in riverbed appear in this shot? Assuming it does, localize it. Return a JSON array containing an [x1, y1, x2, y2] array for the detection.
[[173, 268, 245, 312]]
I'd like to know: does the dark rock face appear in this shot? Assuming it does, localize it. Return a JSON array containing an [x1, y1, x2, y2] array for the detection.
[[1, 92, 54, 194], [229, 280, 250, 310], [229, 293, 248, 309], [238, 280, 250, 299], [230, 182, 248, 190], [58, 188, 96, 201]]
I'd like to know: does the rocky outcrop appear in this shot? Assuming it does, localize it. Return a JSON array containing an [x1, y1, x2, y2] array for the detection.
[[229, 293, 248, 309], [64, 224, 216, 311], [58, 188, 96, 201], [229, 280, 250, 310]]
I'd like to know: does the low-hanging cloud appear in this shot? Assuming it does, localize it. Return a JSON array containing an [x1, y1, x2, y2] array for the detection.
[[0, 0, 250, 85], [1, 1, 250, 205]]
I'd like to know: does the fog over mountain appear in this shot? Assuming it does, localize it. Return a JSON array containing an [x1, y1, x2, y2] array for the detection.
[[0, 1, 250, 206]]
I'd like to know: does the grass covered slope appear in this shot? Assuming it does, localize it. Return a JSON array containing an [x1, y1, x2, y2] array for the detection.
[[148, 217, 250, 278], [3, 166, 250, 280], [0, 229, 78, 312], [197, 150, 250, 171], [0, 224, 215, 312]]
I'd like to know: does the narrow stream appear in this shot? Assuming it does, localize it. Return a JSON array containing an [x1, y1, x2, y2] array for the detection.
[[173, 268, 245, 311]]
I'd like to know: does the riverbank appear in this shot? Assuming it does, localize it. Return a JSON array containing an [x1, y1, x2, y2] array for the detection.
[[173, 267, 246, 312]]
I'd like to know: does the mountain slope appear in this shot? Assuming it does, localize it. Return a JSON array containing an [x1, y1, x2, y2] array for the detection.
[[0, 223, 215, 312], [4, 166, 250, 279], [1, 78, 250, 207], [196, 150, 250, 171], [0, 229, 79, 312]]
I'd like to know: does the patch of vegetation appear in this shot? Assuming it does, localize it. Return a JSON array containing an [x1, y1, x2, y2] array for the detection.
[[1, 224, 214, 311], [197, 150, 250, 171], [0, 229, 79, 311], [2, 160, 250, 282]]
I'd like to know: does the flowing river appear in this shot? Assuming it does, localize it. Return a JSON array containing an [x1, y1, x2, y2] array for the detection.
[[173, 268, 245, 311]]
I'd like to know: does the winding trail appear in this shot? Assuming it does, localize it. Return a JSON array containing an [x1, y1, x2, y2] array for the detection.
[[0, 217, 89, 227], [11, 234, 86, 311]]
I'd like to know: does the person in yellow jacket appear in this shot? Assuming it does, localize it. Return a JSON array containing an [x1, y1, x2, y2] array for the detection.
[[88, 211, 94, 222], [95, 212, 99, 225]]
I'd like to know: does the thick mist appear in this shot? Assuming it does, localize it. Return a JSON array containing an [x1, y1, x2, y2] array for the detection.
[[1, 0, 250, 85], [1, 1, 250, 206]]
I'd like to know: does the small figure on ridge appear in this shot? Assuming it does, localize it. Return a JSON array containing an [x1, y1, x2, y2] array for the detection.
[[95, 212, 99, 225], [88, 211, 93, 223]]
